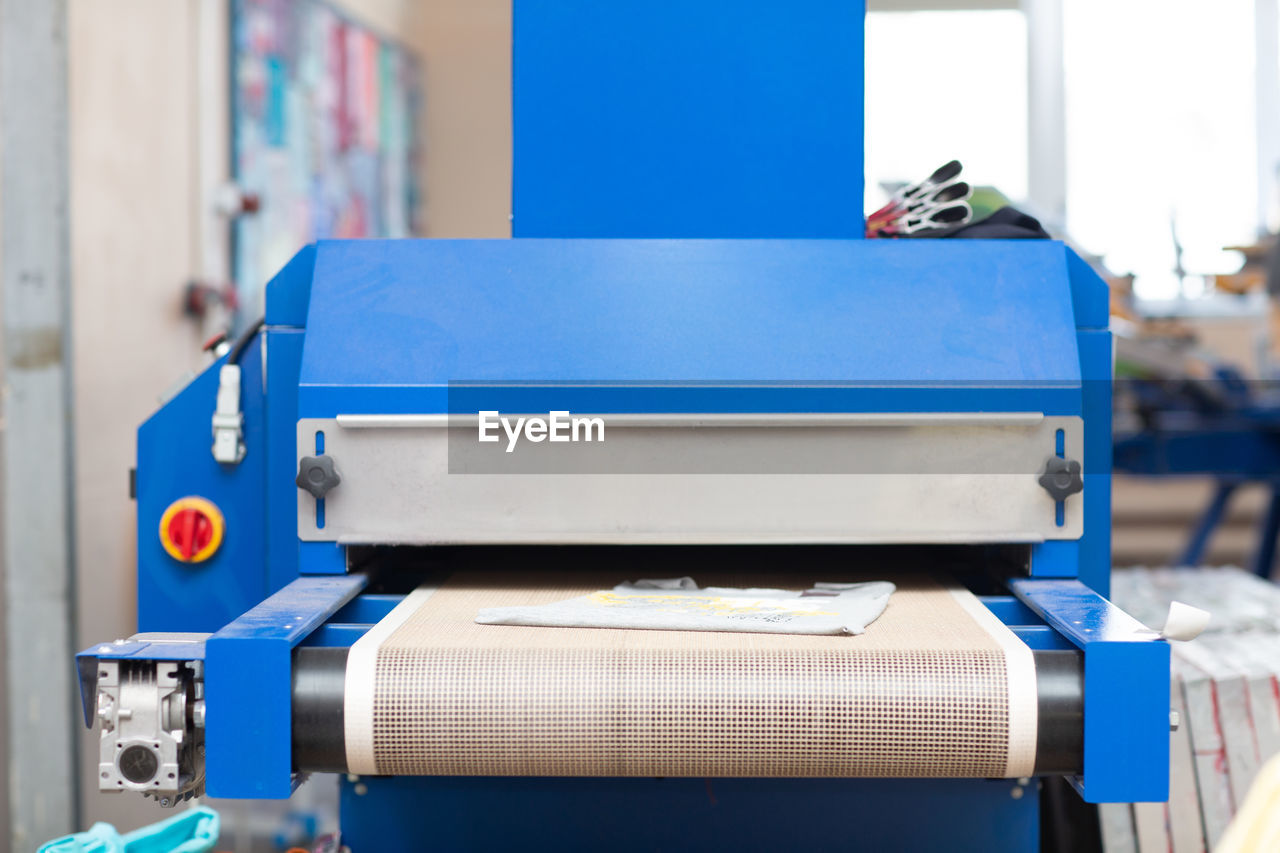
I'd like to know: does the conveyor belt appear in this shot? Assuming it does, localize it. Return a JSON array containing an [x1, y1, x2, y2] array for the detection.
[[292, 573, 1084, 778]]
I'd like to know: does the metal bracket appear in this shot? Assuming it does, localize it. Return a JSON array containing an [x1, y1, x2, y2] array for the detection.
[[1009, 578, 1170, 803], [92, 657, 205, 807], [205, 575, 366, 798]]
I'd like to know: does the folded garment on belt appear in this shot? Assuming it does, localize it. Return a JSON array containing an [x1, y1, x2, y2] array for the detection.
[[474, 576, 895, 635]]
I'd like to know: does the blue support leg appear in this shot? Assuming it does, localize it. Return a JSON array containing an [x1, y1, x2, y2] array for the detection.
[[1179, 480, 1236, 567], [1252, 483, 1280, 578]]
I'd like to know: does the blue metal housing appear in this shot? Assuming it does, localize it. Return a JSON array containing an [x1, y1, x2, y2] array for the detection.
[[136, 335, 268, 631], [117, 234, 1172, 815], [281, 236, 1112, 587], [512, 0, 866, 238], [297, 239, 1084, 406], [339, 776, 1038, 852]]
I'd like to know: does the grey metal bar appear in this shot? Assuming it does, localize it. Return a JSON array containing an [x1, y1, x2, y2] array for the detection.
[[1, 0, 78, 846]]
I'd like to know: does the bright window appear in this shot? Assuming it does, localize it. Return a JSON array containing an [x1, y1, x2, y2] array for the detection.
[[1063, 0, 1257, 299], [865, 10, 1028, 214]]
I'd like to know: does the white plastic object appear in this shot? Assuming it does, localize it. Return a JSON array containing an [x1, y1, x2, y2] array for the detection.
[[1161, 600, 1211, 642], [211, 364, 245, 464]]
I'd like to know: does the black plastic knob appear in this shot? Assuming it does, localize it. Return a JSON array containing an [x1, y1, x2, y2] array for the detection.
[[296, 455, 341, 499], [1038, 457, 1083, 501]]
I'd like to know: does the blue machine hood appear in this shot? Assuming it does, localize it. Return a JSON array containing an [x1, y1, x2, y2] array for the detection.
[[272, 239, 1103, 416]]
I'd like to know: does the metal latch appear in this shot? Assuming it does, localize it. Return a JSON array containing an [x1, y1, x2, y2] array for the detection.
[[211, 364, 245, 464]]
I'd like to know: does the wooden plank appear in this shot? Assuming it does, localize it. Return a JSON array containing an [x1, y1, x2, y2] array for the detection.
[[1169, 671, 1207, 853], [1099, 803, 1138, 853], [1133, 801, 1170, 853], [1175, 652, 1236, 847]]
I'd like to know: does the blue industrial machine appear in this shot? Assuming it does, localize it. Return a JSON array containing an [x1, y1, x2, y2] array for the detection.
[[75, 2, 1172, 850]]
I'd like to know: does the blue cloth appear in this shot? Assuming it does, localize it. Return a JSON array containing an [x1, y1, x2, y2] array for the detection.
[[38, 806, 219, 853]]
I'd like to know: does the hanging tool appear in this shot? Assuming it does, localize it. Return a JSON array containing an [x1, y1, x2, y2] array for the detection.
[[867, 160, 973, 238], [867, 180, 971, 236], [869, 160, 963, 220], [879, 201, 973, 236]]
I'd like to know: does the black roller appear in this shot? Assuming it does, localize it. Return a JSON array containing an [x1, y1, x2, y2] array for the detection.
[[290, 646, 1084, 775], [292, 646, 348, 772], [1034, 650, 1084, 775]]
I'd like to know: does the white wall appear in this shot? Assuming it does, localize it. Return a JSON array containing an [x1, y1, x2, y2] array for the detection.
[[316, 0, 513, 238], [411, 0, 511, 237], [64, 0, 501, 834]]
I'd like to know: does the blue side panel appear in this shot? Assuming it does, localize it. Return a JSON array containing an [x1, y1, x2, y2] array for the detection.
[[513, 1, 866, 238], [266, 328, 305, 592], [1065, 247, 1111, 330], [978, 596, 1041, 625], [205, 575, 364, 798], [331, 594, 403, 624], [299, 540, 346, 574], [1029, 251, 1110, 586], [1010, 579, 1170, 803], [137, 340, 267, 632], [1010, 625, 1077, 651], [297, 239, 1081, 400], [300, 384, 1085, 420], [340, 777, 1037, 853], [1030, 541, 1078, 578], [1082, 640, 1170, 802], [264, 244, 316, 327], [1077, 328, 1113, 594], [298, 623, 371, 647], [263, 245, 318, 585]]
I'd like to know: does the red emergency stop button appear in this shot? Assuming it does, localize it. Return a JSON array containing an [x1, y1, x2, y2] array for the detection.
[[159, 496, 225, 563]]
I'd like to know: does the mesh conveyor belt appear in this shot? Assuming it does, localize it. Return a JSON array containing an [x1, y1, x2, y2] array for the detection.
[[296, 573, 1073, 778], [293, 646, 1082, 776]]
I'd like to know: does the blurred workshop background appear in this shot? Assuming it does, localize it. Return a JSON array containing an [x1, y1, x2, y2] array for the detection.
[[6, 0, 1280, 851], [1, 1, 509, 848], [875, 1, 1280, 578]]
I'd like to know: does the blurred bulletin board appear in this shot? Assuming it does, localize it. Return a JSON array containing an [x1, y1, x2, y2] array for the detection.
[[232, 0, 422, 314]]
